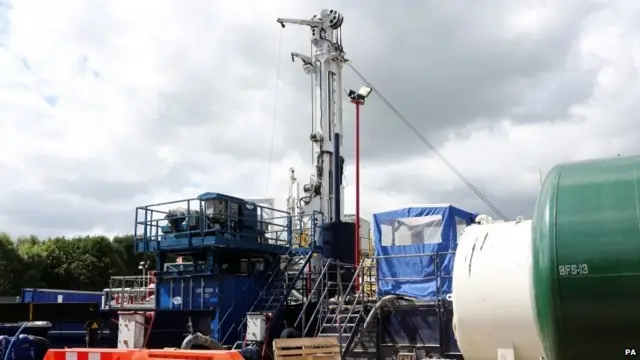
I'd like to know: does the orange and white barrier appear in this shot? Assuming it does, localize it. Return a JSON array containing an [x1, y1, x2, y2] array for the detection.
[[45, 348, 245, 360], [45, 349, 134, 360]]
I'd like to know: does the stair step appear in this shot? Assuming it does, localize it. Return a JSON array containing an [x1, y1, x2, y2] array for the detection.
[[323, 314, 363, 320], [317, 333, 342, 337], [347, 350, 377, 356], [321, 323, 357, 329]]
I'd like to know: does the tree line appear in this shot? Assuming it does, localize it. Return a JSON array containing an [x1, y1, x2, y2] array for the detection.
[[0, 233, 155, 296]]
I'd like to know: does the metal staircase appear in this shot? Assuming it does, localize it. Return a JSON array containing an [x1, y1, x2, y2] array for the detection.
[[317, 259, 377, 358], [219, 250, 285, 344], [233, 250, 314, 344], [251, 255, 309, 313]]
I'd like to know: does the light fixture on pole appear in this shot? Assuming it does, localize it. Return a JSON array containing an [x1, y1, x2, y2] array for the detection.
[[347, 85, 372, 105], [347, 85, 372, 288], [139, 261, 149, 287]]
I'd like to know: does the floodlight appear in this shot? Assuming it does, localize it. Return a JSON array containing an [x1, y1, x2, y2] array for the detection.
[[348, 85, 372, 103], [357, 85, 372, 98]]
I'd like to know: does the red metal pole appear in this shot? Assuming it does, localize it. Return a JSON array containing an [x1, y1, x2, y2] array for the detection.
[[352, 99, 362, 292], [355, 101, 361, 267]]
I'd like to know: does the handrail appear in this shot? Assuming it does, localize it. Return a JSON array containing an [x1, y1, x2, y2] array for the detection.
[[293, 260, 332, 329], [220, 250, 291, 345], [248, 257, 304, 313], [218, 246, 291, 344], [327, 259, 366, 327], [342, 279, 367, 354], [345, 259, 380, 352], [269, 251, 314, 322], [319, 259, 366, 355], [224, 251, 313, 344], [304, 283, 332, 336], [135, 202, 296, 247]]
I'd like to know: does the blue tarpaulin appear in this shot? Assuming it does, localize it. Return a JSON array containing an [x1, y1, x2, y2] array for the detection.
[[373, 204, 476, 301]]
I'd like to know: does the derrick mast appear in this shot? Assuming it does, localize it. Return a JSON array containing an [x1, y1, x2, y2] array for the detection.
[[278, 9, 347, 223]]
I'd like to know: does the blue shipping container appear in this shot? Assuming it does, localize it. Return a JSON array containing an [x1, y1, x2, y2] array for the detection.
[[217, 276, 260, 345], [21, 288, 103, 304], [155, 275, 261, 345], [156, 276, 219, 311], [19, 288, 104, 339]]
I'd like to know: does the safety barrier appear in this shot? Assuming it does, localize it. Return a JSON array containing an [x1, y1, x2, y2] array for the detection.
[[44, 349, 245, 360], [44, 349, 134, 360], [134, 349, 244, 360]]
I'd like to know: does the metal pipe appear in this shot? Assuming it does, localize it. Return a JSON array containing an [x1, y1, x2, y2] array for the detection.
[[374, 251, 454, 259], [361, 295, 407, 334], [4, 322, 29, 360], [332, 131, 341, 222], [180, 332, 223, 350], [294, 260, 332, 328], [354, 100, 361, 290]]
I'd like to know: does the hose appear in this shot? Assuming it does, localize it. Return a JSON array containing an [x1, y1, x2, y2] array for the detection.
[[361, 295, 407, 332], [31, 336, 51, 360], [4, 322, 29, 360], [30, 336, 51, 350], [180, 333, 224, 350], [143, 312, 156, 348]]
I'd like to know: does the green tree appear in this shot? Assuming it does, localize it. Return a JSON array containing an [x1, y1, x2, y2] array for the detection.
[[15, 235, 47, 288], [0, 232, 26, 295], [0, 233, 151, 295], [112, 235, 155, 275]]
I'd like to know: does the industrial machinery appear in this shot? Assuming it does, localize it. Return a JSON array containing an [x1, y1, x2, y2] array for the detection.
[[532, 154, 640, 360], [9, 5, 640, 360], [278, 8, 347, 224], [132, 191, 315, 348], [451, 154, 640, 360], [100, 7, 362, 356], [452, 217, 544, 360]]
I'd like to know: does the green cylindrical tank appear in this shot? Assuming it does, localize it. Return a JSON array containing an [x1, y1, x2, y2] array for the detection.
[[532, 155, 640, 359]]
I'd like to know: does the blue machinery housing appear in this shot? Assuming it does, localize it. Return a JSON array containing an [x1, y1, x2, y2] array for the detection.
[[133, 192, 323, 346]]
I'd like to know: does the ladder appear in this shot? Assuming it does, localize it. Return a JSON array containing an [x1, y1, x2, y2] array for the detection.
[[317, 259, 377, 357]]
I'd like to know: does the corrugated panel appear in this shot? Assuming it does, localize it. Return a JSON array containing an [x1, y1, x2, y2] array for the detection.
[[381, 304, 441, 348], [379, 302, 459, 358], [21, 289, 102, 304], [343, 214, 372, 254], [217, 276, 261, 345], [155, 276, 219, 310]]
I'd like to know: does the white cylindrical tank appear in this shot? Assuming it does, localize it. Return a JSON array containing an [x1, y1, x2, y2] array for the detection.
[[452, 219, 544, 360]]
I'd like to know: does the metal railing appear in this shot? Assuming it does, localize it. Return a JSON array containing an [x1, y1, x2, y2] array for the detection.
[[219, 245, 293, 345], [298, 258, 359, 337], [103, 275, 155, 309], [374, 251, 454, 301], [225, 250, 314, 346], [134, 198, 324, 251]]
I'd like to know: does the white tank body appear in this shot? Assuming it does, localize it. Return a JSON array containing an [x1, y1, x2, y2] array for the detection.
[[452, 219, 544, 360]]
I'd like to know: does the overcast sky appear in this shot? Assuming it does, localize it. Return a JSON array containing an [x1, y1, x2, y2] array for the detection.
[[0, 0, 638, 237]]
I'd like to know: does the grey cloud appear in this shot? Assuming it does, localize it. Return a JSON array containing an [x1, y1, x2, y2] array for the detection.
[[375, 173, 537, 221], [0, 188, 132, 236], [49, 177, 148, 203], [0, 0, 632, 237], [335, 1, 602, 159]]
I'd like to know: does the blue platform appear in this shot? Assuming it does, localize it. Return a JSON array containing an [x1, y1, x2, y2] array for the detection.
[[134, 192, 304, 254], [131, 191, 323, 346], [373, 204, 476, 301]]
